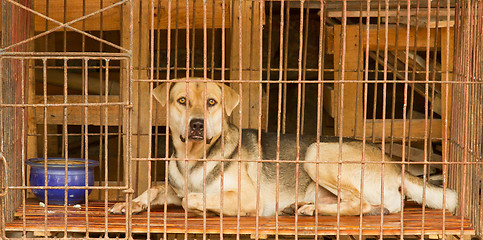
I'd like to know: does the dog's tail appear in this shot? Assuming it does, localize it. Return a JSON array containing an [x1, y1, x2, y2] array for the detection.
[[403, 173, 458, 212]]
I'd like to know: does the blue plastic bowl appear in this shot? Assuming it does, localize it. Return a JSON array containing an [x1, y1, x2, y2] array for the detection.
[[26, 158, 99, 205]]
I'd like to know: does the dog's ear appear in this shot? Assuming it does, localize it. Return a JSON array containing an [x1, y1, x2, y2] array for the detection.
[[218, 83, 240, 116], [153, 83, 168, 106]]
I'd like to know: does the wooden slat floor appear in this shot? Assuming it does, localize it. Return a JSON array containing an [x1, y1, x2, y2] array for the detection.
[[6, 199, 474, 237]]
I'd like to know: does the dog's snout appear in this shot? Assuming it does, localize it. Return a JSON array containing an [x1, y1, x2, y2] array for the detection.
[[190, 119, 204, 132]]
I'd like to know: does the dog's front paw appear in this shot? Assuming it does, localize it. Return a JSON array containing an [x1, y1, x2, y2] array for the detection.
[[182, 193, 204, 212], [281, 202, 309, 215], [297, 204, 316, 216], [110, 201, 146, 215], [110, 202, 128, 214], [366, 206, 390, 216]]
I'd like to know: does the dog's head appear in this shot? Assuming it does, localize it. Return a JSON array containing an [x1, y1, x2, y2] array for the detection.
[[153, 78, 239, 144]]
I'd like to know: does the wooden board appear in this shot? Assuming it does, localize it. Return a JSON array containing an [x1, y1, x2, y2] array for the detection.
[[439, 28, 453, 164], [33, 95, 127, 126], [28, 0, 230, 31], [6, 199, 475, 236], [333, 25, 364, 137], [362, 119, 442, 141], [125, 0, 150, 196], [326, 25, 437, 54], [230, 0, 265, 129]]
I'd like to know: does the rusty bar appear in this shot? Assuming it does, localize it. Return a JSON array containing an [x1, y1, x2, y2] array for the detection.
[[97, 0, 106, 206], [390, 0, 401, 157], [153, 0, 161, 185], [126, 0, 135, 233], [190, 0, 196, 78], [20, 57, 27, 238], [164, 1, 172, 240], [136, 78, 478, 84], [421, 0, 432, 236], [265, 1, 273, 132], [236, 1, 243, 239], [300, 6, 310, 134], [202, 1, 209, 240], [104, 59, 111, 237], [256, 0, 264, 239], [360, 0, 371, 238], [459, 1, 471, 238], [146, 0, 155, 238], [441, 0, 452, 237], [379, 0, 389, 237], [399, 0, 412, 238], [220, 0, 226, 237], [407, 0, 421, 179], [276, 1, 286, 239], [313, 1, 326, 238], [371, 0, 381, 143], [293, 1, 306, 238], [210, 0, 216, 80], [337, 0, 348, 239], [282, 5, 290, 135], [62, 57, 68, 236], [83, 57, 91, 237], [184, 3, 191, 240], [42, 58, 48, 235], [174, 0, 179, 78], [131, 157, 482, 165], [164, 53, 172, 240]]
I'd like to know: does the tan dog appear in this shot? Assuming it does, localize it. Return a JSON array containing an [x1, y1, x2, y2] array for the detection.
[[110, 77, 458, 216]]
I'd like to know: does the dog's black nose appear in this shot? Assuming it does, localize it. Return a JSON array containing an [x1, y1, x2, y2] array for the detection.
[[189, 119, 204, 132]]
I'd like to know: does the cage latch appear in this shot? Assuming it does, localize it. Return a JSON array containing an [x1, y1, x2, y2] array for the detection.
[[0, 152, 8, 198]]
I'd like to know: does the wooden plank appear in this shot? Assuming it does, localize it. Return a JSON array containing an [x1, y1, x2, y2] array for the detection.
[[31, 0, 229, 31], [333, 25, 364, 137], [326, 25, 437, 54], [27, 12, 38, 200], [5, 199, 476, 236], [230, 0, 265, 129], [439, 27, 453, 164], [33, 95, 128, 126], [155, 0, 230, 30], [35, 69, 120, 95], [126, 0, 150, 196], [327, 8, 455, 18], [381, 142, 442, 163], [323, 85, 336, 118], [361, 119, 442, 141], [365, 25, 437, 51]]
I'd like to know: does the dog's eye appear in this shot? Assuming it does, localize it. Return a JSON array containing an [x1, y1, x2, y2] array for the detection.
[[177, 97, 186, 105], [207, 99, 217, 106]]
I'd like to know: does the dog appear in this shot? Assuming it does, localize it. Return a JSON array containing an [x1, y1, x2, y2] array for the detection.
[[110, 77, 458, 216]]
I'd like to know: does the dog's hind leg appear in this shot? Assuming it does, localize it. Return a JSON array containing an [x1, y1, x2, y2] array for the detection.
[[302, 143, 388, 216], [297, 184, 380, 216], [110, 183, 181, 214]]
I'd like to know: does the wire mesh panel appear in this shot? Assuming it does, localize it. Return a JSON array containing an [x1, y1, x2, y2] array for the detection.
[[0, 0, 482, 240], [0, 0, 134, 239], [451, 0, 483, 235]]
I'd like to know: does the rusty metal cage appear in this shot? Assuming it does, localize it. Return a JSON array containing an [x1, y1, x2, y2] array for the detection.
[[0, 0, 482, 239]]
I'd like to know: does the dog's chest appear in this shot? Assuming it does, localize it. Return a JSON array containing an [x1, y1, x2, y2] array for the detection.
[[168, 160, 222, 194]]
